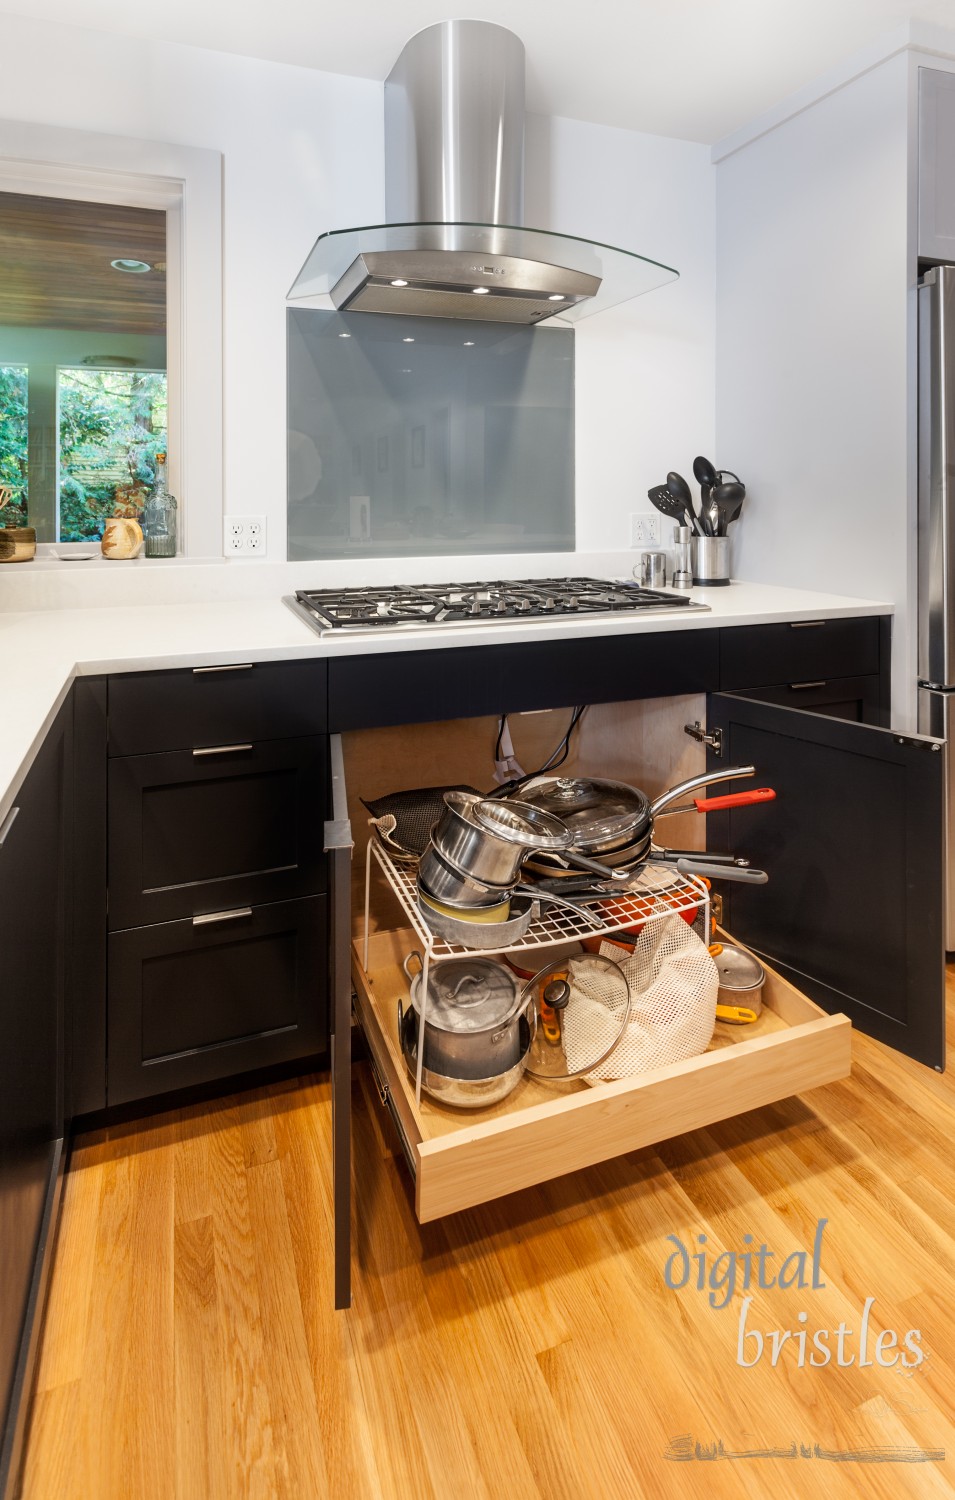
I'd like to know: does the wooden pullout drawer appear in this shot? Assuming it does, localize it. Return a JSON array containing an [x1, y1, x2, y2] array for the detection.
[[352, 928, 851, 1223]]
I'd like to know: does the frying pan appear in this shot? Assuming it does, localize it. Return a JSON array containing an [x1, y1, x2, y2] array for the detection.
[[510, 770, 774, 886]]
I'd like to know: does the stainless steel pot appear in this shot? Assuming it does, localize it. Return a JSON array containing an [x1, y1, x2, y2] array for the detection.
[[401, 951, 531, 1079], [418, 841, 509, 907], [398, 1001, 532, 1107], [430, 790, 531, 887]]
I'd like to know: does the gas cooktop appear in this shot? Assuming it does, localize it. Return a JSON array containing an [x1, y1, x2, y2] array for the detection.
[[285, 577, 709, 634]]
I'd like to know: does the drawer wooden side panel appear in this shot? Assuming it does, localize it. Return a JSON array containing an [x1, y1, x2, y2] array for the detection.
[[416, 1016, 850, 1221]]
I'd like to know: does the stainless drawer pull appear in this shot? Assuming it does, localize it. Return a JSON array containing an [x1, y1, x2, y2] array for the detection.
[[790, 680, 827, 690], [192, 662, 254, 674], [192, 907, 253, 927], [192, 743, 253, 758], [0, 806, 19, 848], [789, 620, 826, 629]]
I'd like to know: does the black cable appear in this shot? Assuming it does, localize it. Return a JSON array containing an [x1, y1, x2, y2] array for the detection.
[[491, 705, 587, 794]]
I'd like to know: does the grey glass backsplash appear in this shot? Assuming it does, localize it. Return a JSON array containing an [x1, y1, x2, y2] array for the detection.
[[287, 310, 574, 559]]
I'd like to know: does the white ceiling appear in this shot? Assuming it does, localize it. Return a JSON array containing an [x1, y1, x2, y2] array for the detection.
[[6, 0, 955, 142]]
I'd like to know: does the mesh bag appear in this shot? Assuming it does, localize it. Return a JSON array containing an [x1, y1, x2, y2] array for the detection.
[[563, 915, 718, 1084], [362, 785, 479, 860]]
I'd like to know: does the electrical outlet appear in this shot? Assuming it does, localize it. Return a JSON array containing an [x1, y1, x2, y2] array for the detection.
[[224, 516, 267, 556], [630, 512, 662, 547]]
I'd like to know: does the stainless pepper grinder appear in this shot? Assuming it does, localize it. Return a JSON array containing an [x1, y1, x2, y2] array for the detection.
[[672, 524, 693, 590]]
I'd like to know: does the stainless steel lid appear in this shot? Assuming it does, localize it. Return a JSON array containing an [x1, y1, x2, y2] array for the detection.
[[409, 956, 522, 1032], [714, 944, 765, 993], [517, 775, 651, 847]]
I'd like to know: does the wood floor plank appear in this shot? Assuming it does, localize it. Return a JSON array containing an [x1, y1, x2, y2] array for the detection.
[[19, 973, 955, 1500]]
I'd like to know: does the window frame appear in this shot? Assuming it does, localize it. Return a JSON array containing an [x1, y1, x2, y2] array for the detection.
[[0, 118, 222, 556]]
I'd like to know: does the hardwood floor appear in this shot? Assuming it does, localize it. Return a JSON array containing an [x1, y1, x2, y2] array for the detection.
[[20, 972, 955, 1500]]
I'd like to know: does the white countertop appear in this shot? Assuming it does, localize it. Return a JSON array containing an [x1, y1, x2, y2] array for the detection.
[[0, 575, 892, 825]]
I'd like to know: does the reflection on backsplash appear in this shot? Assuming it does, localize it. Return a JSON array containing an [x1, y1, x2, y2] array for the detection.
[[287, 309, 574, 559]]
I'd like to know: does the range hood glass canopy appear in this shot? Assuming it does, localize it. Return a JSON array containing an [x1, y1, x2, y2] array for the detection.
[[287, 220, 678, 324]]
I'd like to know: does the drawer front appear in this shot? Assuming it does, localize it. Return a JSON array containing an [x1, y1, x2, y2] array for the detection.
[[108, 659, 327, 755], [329, 631, 719, 730], [728, 675, 882, 725], [719, 617, 881, 691], [108, 737, 327, 930], [353, 929, 851, 1224], [107, 895, 327, 1106]]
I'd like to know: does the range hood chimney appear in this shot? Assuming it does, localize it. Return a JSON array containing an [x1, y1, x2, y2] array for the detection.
[[288, 20, 678, 323]]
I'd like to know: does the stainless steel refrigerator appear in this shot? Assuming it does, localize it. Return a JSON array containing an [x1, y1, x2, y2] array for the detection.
[[918, 263, 955, 950]]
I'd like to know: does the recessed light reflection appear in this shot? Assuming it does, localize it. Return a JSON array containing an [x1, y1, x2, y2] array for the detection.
[[338, 332, 351, 338], [391, 278, 408, 287], [400, 367, 412, 373], [463, 340, 475, 346], [402, 337, 415, 343]]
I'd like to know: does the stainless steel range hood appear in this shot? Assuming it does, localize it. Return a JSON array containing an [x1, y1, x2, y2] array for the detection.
[[288, 20, 678, 324]]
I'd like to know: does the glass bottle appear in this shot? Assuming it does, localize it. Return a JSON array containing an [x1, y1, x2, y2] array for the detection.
[[144, 452, 177, 557]]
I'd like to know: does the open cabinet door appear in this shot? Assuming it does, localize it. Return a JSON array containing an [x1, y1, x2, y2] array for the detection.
[[324, 736, 354, 1308], [706, 694, 946, 1071]]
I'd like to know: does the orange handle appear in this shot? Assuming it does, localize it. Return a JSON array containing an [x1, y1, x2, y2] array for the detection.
[[693, 787, 776, 812]]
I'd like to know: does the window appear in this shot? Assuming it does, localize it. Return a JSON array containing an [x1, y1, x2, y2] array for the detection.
[[58, 367, 167, 541], [0, 364, 27, 523], [0, 189, 167, 544]]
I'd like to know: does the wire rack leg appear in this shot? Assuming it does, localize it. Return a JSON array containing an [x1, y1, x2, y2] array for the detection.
[[415, 950, 430, 1105], [363, 838, 373, 971]]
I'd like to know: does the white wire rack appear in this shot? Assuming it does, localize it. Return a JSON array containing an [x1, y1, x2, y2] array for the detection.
[[362, 836, 710, 1104]]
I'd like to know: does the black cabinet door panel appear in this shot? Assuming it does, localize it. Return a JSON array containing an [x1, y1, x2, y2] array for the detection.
[[108, 659, 327, 755], [108, 737, 327, 929], [707, 693, 945, 1069], [107, 896, 327, 1105], [720, 617, 881, 691], [0, 708, 67, 1494]]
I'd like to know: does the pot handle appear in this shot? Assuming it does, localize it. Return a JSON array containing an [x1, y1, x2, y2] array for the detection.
[[650, 765, 755, 819], [402, 950, 423, 982]]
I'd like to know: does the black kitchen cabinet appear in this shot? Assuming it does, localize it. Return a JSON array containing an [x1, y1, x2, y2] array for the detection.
[[705, 693, 945, 1070], [107, 737, 327, 931], [0, 703, 70, 1500], [719, 617, 881, 692], [107, 896, 327, 1105], [729, 676, 882, 724]]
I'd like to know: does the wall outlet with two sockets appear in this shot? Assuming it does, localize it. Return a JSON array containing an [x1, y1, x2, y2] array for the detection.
[[224, 516, 267, 555]]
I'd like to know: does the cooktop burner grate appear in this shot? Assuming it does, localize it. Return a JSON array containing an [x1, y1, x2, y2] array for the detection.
[[288, 577, 708, 633]]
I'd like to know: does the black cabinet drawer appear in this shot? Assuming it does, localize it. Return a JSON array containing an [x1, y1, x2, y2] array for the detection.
[[728, 676, 882, 725], [328, 631, 719, 730], [108, 736, 327, 930], [107, 895, 327, 1106], [720, 617, 881, 691], [108, 659, 327, 755]]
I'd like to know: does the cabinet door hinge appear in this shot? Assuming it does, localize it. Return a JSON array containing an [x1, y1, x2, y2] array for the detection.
[[683, 721, 723, 757]]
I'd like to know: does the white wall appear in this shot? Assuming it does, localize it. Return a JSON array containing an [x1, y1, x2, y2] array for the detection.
[[526, 115, 716, 551], [0, 9, 715, 563], [714, 52, 912, 717]]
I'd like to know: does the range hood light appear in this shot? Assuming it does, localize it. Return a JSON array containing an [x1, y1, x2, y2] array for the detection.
[[402, 336, 415, 342], [287, 21, 678, 324], [338, 332, 351, 338], [463, 340, 475, 346]]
